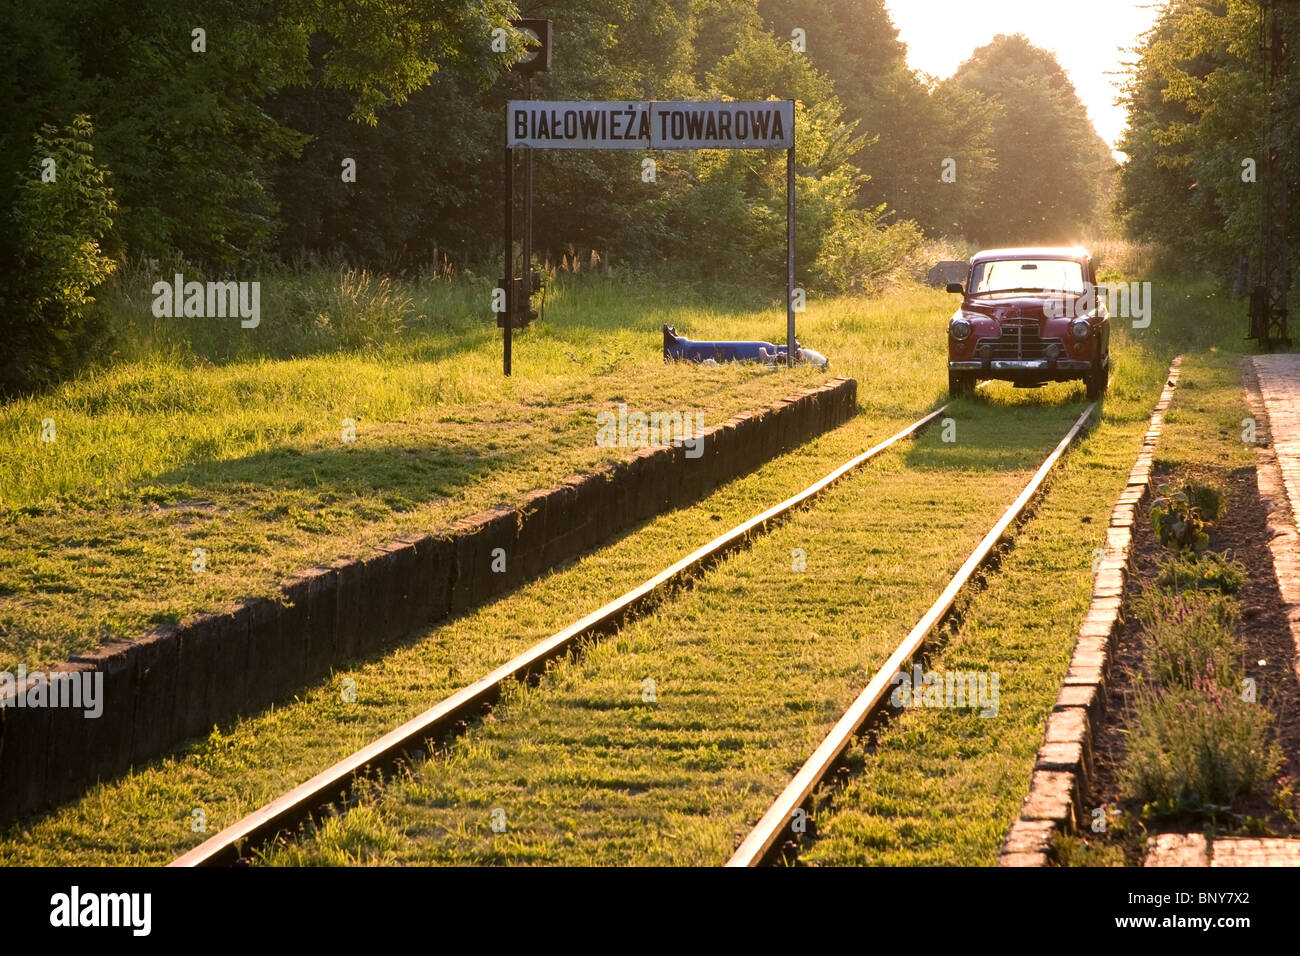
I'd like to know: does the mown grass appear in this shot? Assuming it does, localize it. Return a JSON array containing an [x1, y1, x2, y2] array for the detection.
[[0, 383, 1058, 865], [256, 388, 1085, 866], [1, 269, 960, 672]]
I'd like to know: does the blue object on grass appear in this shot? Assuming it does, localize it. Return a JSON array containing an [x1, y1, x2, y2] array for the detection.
[[662, 325, 829, 370]]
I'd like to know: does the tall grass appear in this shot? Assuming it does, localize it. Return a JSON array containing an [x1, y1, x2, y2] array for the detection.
[[96, 258, 485, 364], [1090, 239, 1170, 283]]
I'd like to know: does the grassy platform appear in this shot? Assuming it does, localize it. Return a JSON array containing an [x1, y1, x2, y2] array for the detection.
[[2, 271, 898, 672]]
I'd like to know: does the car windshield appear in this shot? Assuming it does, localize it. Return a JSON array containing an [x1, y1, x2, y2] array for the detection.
[[971, 259, 1086, 294]]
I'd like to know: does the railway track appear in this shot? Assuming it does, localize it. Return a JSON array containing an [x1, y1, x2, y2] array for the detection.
[[172, 401, 962, 866], [728, 401, 1097, 866]]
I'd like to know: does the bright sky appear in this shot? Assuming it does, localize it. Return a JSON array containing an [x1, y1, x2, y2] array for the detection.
[[883, 0, 1164, 160]]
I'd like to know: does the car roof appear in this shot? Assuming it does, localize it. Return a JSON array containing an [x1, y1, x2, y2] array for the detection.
[[970, 246, 1091, 263]]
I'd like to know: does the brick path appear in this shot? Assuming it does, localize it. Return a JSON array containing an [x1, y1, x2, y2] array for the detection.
[[1255, 355, 1300, 539], [1145, 834, 1300, 867], [1251, 355, 1300, 687]]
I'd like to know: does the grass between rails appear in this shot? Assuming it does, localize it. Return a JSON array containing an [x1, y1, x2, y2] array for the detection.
[[795, 287, 1252, 866], [250, 389, 1090, 866], [1, 274, 959, 673], [0, 275, 1249, 867]]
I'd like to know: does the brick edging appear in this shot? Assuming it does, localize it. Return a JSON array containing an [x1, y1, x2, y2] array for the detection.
[[0, 377, 857, 822], [1242, 359, 1300, 691], [998, 357, 1182, 866]]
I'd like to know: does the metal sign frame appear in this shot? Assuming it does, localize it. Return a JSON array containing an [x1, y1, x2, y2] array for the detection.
[[502, 99, 797, 375]]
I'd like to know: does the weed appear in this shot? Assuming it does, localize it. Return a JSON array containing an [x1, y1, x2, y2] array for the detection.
[[1156, 549, 1245, 595]]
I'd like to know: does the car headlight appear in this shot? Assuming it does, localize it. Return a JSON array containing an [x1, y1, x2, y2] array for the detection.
[[1069, 318, 1092, 340], [949, 316, 972, 342]]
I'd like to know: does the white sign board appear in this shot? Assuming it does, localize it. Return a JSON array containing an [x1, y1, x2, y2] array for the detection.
[[652, 101, 793, 150], [508, 100, 794, 150]]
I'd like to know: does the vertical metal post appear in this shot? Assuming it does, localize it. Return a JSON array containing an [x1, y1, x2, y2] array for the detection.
[[523, 76, 534, 338], [523, 145, 533, 287], [786, 116, 796, 368], [522, 151, 533, 332], [503, 139, 514, 376]]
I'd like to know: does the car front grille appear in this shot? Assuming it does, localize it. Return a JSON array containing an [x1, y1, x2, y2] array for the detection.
[[976, 318, 1063, 360]]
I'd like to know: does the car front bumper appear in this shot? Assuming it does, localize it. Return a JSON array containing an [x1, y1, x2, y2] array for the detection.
[[949, 359, 1092, 373]]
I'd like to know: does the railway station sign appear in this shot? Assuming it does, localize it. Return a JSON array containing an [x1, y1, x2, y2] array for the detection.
[[501, 98, 797, 377], [507, 100, 795, 151]]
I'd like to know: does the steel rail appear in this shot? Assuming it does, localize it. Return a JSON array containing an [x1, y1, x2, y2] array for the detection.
[[726, 400, 1097, 867], [171, 403, 954, 866]]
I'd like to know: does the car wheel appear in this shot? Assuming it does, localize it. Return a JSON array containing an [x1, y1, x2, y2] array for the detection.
[[948, 370, 974, 399], [1085, 356, 1109, 401]]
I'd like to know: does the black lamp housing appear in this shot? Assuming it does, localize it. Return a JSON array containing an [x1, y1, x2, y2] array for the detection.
[[509, 19, 552, 73]]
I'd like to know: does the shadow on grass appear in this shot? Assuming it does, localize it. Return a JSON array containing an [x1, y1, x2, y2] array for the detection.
[[902, 392, 1092, 473], [146, 433, 530, 509]]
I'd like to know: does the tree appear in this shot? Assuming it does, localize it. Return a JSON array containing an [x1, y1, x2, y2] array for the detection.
[[1118, 0, 1295, 283], [952, 34, 1117, 245], [0, 0, 522, 271], [0, 117, 118, 395], [755, 0, 995, 237]]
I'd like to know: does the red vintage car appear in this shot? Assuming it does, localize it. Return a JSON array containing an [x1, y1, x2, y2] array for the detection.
[[946, 247, 1111, 400]]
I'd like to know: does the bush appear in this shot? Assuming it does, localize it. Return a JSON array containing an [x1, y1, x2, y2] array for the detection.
[[0, 116, 118, 396], [815, 213, 924, 294], [1122, 679, 1281, 814], [1149, 475, 1226, 551], [1156, 550, 1246, 596], [1185, 477, 1226, 523], [1133, 588, 1242, 691]]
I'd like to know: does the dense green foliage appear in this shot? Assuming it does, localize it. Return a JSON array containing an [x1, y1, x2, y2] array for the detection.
[[0, 0, 519, 393], [2, 0, 1122, 393], [0, 117, 118, 395], [1119, 0, 1299, 282]]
